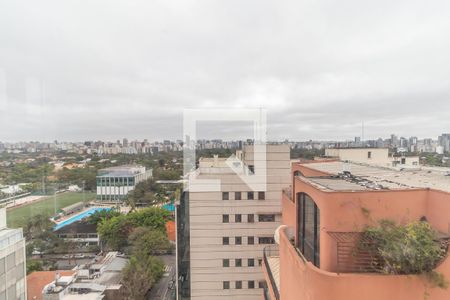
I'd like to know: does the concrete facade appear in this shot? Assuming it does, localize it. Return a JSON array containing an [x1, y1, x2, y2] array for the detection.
[[95, 165, 152, 203], [0, 208, 27, 300], [325, 148, 419, 167], [263, 161, 450, 300], [184, 145, 290, 300]]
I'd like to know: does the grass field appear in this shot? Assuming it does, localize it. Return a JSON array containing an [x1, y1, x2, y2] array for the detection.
[[6, 191, 95, 228]]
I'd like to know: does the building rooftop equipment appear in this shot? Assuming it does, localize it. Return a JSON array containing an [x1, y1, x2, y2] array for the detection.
[[97, 165, 148, 177], [300, 161, 450, 192], [27, 271, 76, 300]]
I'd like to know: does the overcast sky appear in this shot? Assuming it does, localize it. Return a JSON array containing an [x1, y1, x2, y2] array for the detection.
[[1, 0, 449, 142]]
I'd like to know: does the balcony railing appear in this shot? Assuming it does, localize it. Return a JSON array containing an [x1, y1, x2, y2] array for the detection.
[[263, 245, 280, 300]]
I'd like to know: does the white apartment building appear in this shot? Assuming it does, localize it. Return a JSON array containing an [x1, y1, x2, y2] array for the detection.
[[0, 208, 27, 300], [96, 165, 152, 203], [325, 148, 420, 168], [177, 145, 290, 300]]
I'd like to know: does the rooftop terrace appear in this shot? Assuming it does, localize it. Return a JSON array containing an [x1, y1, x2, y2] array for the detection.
[[301, 161, 450, 192]]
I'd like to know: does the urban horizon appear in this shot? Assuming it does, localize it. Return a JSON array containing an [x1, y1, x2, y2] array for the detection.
[[1, 132, 449, 145]]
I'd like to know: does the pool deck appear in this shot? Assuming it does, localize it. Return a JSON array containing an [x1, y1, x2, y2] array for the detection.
[[52, 205, 113, 228]]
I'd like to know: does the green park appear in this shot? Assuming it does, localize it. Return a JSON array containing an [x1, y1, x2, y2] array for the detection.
[[6, 191, 95, 228]]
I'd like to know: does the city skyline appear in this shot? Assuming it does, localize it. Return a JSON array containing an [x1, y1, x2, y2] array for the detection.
[[1, 1, 450, 142], [2, 2, 450, 300], [0, 132, 449, 144]]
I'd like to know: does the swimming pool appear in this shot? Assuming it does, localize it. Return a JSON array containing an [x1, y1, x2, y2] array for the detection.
[[162, 203, 175, 212], [53, 207, 111, 231]]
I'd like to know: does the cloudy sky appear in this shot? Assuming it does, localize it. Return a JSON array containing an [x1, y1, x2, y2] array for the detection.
[[1, 0, 449, 142]]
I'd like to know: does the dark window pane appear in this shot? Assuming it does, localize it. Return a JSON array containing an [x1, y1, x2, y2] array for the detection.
[[223, 259, 230, 267], [247, 236, 254, 245], [248, 258, 255, 267], [247, 192, 254, 200], [258, 192, 265, 200], [248, 214, 254, 223], [258, 237, 275, 244], [235, 214, 242, 223], [222, 237, 229, 245], [248, 281, 255, 289], [222, 192, 229, 200], [235, 192, 241, 200], [235, 259, 242, 267], [258, 214, 275, 222], [222, 215, 229, 223], [248, 165, 255, 174], [298, 193, 320, 267], [235, 237, 242, 245], [235, 281, 242, 289], [223, 281, 230, 289]]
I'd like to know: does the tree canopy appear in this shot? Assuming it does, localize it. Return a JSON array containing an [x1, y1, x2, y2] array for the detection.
[[97, 207, 172, 251], [126, 178, 170, 207], [56, 167, 97, 190], [122, 256, 164, 300], [129, 226, 173, 256], [87, 209, 121, 225]]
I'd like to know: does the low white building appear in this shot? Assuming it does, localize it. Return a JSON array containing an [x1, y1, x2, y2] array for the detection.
[[0, 185, 22, 196], [0, 208, 27, 300], [325, 148, 420, 168], [96, 165, 152, 203], [42, 252, 127, 300]]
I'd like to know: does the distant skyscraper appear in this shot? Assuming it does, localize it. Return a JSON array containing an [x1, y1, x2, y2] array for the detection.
[[399, 137, 408, 149], [390, 134, 399, 147], [438, 134, 450, 152]]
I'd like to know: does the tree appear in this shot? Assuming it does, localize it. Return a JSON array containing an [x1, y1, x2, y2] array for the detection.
[[24, 214, 53, 240], [129, 227, 173, 256], [127, 207, 172, 231], [290, 148, 324, 160], [56, 167, 97, 191], [362, 220, 448, 289], [122, 256, 164, 300], [97, 207, 171, 251], [4, 162, 54, 186], [97, 215, 133, 251], [154, 169, 181, 180], [87, 209, 121, 225], [27, 260, 43, 274], [126, 179, 167, 207]]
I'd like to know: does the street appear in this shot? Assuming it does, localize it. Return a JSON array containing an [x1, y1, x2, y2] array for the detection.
[[147, 254, 176, 300]]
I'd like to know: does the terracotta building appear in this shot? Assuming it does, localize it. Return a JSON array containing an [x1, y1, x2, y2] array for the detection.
[[262, 160, 450, 300]]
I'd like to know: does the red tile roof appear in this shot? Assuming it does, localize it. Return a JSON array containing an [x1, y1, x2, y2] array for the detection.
[[166, 221, 176, 242], [27, 271, 75, 300]]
